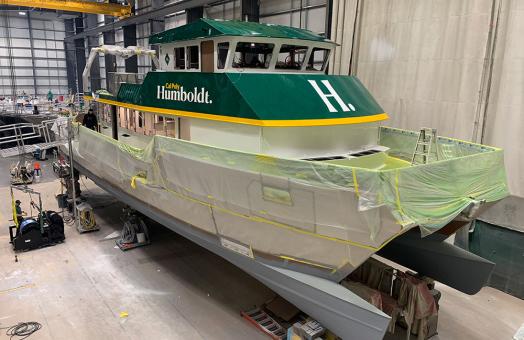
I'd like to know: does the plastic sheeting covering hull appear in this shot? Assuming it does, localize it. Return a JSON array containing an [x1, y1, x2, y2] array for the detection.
[[73, 125, 508, 281], [71, 155, 391, 340], [75, 127, 409, 280]]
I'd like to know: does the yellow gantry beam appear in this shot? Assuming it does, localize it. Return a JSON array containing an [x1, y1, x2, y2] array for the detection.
[[0, 0, 132, 17]]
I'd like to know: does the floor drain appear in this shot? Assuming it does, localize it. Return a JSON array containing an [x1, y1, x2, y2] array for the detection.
[[121, 133, 130, 137]]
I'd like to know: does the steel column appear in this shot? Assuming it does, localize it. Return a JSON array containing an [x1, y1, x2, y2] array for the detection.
[[324, 0, 333, 39], [241, 0, 259, 22], [74, 17, 86, 94], [26, 12, 38, 97], [149, 0, 165, 71], [111, 104, 118, 140], [186, 6, 203, 23], [103, 17, 117, 85], [64, 18, 78, 94], [123, 24, 138, 73], [86, 14, 101, 92]]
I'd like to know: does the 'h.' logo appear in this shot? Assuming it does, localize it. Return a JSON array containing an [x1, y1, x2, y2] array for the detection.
[[308, 80, 356, 113]]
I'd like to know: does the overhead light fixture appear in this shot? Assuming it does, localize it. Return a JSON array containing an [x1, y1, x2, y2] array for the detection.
[[18, 11, 26, 16]]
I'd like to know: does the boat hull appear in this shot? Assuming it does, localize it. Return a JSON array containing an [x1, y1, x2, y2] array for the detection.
[[71, 153, 391, 340], [74, 127, 409, 281]]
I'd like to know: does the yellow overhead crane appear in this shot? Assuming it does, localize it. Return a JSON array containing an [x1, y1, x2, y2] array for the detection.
[[0, 0, 132, 17]]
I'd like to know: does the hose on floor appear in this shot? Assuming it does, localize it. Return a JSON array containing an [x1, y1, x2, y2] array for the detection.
[[0, 321, 42, 340]]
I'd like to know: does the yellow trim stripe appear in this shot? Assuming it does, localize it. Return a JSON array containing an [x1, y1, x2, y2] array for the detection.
[[84, 95, 389, 127]]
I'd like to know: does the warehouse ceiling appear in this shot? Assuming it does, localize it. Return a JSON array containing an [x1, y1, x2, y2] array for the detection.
[[0, 8, 79, 20]]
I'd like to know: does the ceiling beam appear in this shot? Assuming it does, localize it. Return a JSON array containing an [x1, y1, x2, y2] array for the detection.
[[64, 0, 212, 42], [0, 0, 131, 17]]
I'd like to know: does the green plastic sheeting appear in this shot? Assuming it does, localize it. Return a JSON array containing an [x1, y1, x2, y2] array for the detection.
[[74, 125, 508, 273], [376, 127, 508, 233], [78, 125, 508, 236]]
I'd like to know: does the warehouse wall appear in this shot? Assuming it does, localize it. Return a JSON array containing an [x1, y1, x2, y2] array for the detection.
[[330, 0, 524, 231], [260, 0, 327, 33], [205, 0, 242, 20], [475, 0, 524, 229], [0, 12, 68, 97], [333, 0, 494, 140]]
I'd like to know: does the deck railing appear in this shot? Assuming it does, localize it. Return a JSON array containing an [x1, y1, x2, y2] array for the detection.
[[0, 119, 67, 158]]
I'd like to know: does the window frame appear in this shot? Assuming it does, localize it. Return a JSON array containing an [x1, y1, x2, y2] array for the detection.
[[165, 42, 201, 72], [231, 41, 275, 70], [163, 38, 333, 73], [216, 41, 230, 70], [306, 47, 331, 72], [173, 46, 186, 70], [185, 45, 200, 71], [274, 44, 309, 71]]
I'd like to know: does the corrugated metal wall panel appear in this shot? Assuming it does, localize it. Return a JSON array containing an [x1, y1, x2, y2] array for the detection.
[[0, 12, 68, 97]]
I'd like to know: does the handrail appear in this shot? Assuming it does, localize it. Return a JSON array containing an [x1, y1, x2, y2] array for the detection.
[[0, 119, 66, 150]]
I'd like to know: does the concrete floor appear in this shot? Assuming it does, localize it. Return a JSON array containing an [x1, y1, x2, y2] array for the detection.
[[0, 162, 523, 339]]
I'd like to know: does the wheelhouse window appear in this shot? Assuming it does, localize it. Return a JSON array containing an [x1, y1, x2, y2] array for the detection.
[[232, 42, 274, 69], [186, 45, 199, 70], [307, 47, 330, 71], [275, 45, 308, 70], [217, 42, 229, 69], [174, 47, 185, 69]]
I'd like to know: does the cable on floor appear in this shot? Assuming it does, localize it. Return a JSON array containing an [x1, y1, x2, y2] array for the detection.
[[80, 176, 91, 194], [0, 321, 42, 340]]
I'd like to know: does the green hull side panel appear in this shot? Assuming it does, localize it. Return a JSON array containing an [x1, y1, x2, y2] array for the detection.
[[116, 72, 385, 122]]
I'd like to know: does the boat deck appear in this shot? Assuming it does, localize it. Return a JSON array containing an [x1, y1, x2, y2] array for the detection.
[[99, 125, 152, 149]]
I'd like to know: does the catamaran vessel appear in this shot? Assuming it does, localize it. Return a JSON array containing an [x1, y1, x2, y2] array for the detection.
[[72, 19, 508, 339]]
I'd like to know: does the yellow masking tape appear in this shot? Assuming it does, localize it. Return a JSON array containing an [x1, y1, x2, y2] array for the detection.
[[146, 167, 396, 252], [352, 168, 359, 197], [395, 170, 403, 213], [279, 255, 335, 271]]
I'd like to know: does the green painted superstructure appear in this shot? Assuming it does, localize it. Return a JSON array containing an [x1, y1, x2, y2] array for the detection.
[[110, 72, 384, 122], [149, 18, 334, 44]]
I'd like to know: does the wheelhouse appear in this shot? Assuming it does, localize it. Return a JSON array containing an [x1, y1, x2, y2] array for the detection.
[[157, 37, 333, 73], [151, 19, 335, 74], [87, 19, 388, 160]]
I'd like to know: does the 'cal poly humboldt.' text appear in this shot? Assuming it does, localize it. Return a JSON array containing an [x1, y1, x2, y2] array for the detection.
[[157, 85, 213, 104]]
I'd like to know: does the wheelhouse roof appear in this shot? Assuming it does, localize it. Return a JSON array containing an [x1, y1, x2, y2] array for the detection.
[[149, 18, 335, 45]]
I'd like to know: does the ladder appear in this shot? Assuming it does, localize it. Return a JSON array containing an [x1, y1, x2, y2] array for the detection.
[[241, 307, 286, 340], [75, 93, 85, 108], [411, 127, 438, 165]]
